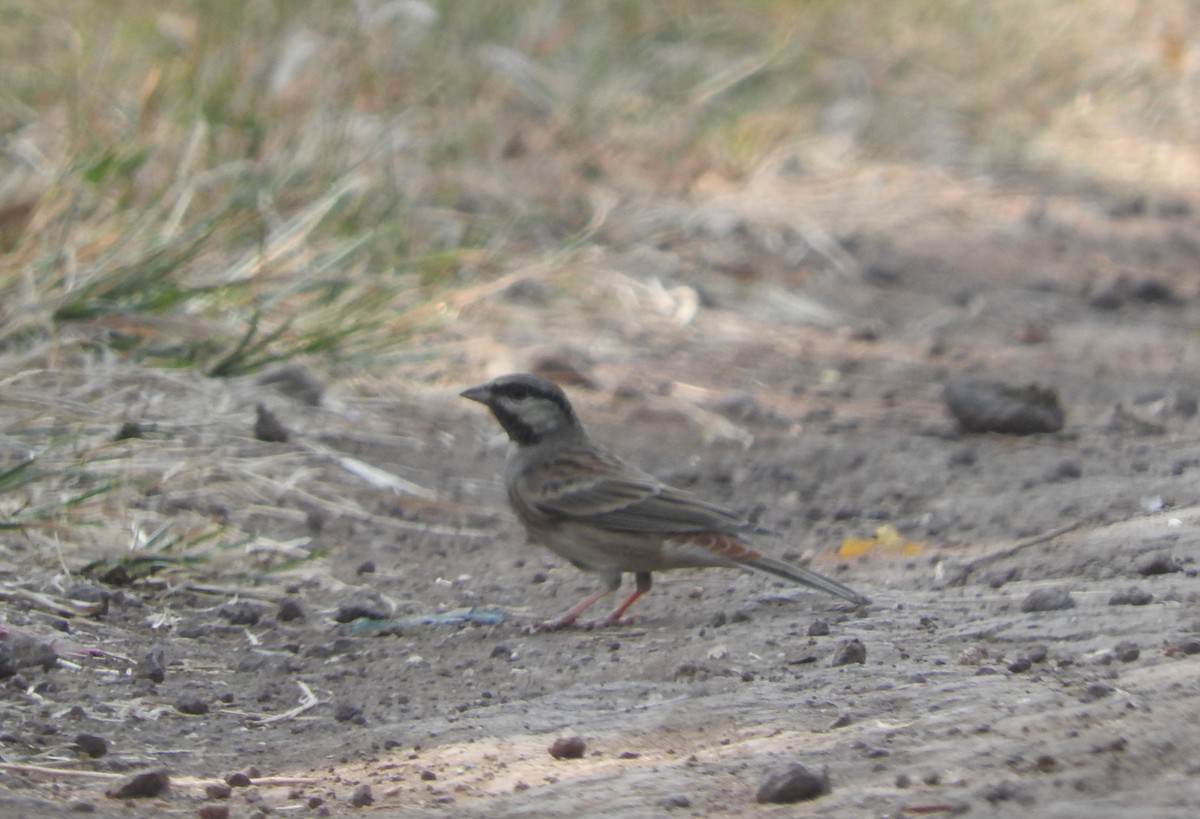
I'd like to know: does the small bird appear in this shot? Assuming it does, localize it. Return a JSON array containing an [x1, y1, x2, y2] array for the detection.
[[461, 373, 870, 629]]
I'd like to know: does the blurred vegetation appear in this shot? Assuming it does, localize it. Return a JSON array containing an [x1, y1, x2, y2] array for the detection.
[[0, 0, 1195, 372]]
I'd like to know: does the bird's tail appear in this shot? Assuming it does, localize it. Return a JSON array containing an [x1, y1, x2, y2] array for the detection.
[[745, 553, 871, 606]]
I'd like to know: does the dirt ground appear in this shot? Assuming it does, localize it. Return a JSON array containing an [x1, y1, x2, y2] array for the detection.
[[4, 166, 1200, 817]]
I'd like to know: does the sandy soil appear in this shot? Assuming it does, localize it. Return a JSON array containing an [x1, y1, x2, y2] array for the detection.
[[3, 168, 1200, 817]]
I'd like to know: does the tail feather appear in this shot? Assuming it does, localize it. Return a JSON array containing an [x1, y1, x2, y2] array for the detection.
[[745, 553, 871, 606]]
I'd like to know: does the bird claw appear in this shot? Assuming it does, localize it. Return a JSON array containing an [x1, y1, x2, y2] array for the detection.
[[530, 614, 635, 632]]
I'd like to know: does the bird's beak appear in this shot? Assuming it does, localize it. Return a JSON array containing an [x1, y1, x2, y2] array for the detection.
[[460, 383, 491, 405]]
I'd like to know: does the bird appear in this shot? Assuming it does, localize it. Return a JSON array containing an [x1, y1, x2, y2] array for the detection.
[[461, 373, 870, 630]]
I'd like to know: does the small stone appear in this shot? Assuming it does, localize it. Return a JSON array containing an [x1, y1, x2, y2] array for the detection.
[[420, 770, 438, 781], [334, 703, 363, 723], [489, 644, 513, 660], [755, 763, 830, 804], [334, 602, 388, 623], [1109, 587, 1153, 606], [349, 784, 373, 807], [979, 780, 1033, 805], [1112, 641, 1140, 663], [198, 806, 230, 819], [175, 694, 209, 716], [808, 619, 831, 637], [548, 735, 586, 760], [1007, 658, 1032, 673], [205, 783, 233, 799], [1135, 554, 1181, 576], [225, 772, 252, 787], [253, 404, 289, 442], [219, 601, 266, 626], [664, 793, 692, 808], [1082, 682, 1115, 701], [943, 379, 1065, 435], [831, 638, 867, 666], [68, 800, 96, 813], [1021, 587, 1075, 612], [107, 769, 170, 799], [0, 643, 16, 679], [356, 560, 376, 575], [278, 599, 305, 622], [74, 733, 108, 758]]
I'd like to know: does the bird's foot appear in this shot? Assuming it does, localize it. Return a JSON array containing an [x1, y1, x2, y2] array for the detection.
[[532, 615, 579, 633]]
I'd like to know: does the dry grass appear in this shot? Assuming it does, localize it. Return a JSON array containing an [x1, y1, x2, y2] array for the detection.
[[1, 0, 1198, 578]]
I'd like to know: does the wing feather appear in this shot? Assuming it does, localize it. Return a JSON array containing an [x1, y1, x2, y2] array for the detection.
[[519, 444, 752, 534]]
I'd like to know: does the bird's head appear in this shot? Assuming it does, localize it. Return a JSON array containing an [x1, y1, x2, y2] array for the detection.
[[461, 373, 582, 446]]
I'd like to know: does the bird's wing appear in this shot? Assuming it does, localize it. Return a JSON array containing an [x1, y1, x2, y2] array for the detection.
[[519, 444, 751, 534]]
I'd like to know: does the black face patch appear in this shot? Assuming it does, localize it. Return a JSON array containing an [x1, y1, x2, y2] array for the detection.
[[475, 374, 578, 446]]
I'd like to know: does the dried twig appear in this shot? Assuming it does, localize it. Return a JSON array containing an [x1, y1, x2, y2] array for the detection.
[[247, 680, 323, 726], [944, 520, 1086, 586]]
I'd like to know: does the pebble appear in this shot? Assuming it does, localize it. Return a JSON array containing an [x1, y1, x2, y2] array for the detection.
[[334, 703, 364, 724], [808, 619, 831, 637], [943, 378, 1065, 435], [198, 806, 230, 819], [278, 599, 305, 622], [1109, 587, 1153, 606], [253, 404, 290, 442], [1112, 641, 1140, 663], [74, 733, 108, 758], [205, 783, 233, 799], [664, 793, 692, 808], [175, 694, 209, 715], [334, 602, 388, 623], [831, 638, 867, 666], [349, 784, 374, 807], [1021, 587, 1075, 612], [1135, 554, 1181, 576], [219, 602, 267, 626], [106, 769, 170, 799], [548, 735, 587, 759], [755, 763, 830, 804]]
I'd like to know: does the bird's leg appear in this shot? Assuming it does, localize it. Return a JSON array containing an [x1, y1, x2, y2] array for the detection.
[[537, 570, 624, 632], [597, 571, 653, 627]]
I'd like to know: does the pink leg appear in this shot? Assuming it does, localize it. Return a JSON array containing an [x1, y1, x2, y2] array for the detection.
[[595, 571, 653, 627], [596, 587, 646, 627], [537, 587, 612, 632]]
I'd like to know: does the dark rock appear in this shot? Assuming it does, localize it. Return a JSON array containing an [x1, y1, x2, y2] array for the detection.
[[808, 619, 831, 637], [831, 638, 867, 666], [548, 735, 586, 760], [74, 733, 108, 758], [334, 602, 388, 623], [755, 763, 830, 804], [979, 779, 1034, 805], [1109, 587, 1153, 606], [1112, 641, 1140, 663], [349, 784, 373, 807], [1021, 587, 1075, 612], [106, 769, 170, 799], [224, 772, 252, 787], [334, 703, 364, 724], [665, 793, 692, 808], [175, 694, 209, 715], [219, 602, 267, 626], [943, 379, 1065, 435], [277, 599, 305, 622], [135, 648, 167, 683], [253, 404, 290, 443], [1135, 554, 1181, 576]]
